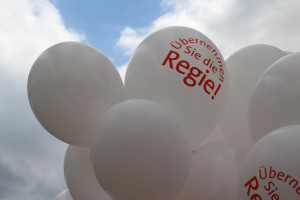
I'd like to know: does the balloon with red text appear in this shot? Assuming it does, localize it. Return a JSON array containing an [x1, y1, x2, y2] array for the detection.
[[238, 125, 300, 200], [91, 99, 192, 200], [248, 52, 300, 143], [124, 26, 228, 150], [219, 44, 286, 149], [28, 42, 124, 146]]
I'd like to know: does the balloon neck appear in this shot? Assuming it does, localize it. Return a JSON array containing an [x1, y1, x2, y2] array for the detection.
[[192, 150, 197, 154]]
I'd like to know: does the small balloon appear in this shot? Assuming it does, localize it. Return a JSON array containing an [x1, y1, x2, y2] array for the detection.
[[238, 125, 300, 199], [177, 142, 247, 200], [64, 145, 111, 200], [219, 44, 286, 148], [248, 52, 300, 142], [28, 41, 124, 146], [197, 126, 227, 148], [124, 26, 228, 150], [91, 99, 192, 200], [54, 190, 73, 200]]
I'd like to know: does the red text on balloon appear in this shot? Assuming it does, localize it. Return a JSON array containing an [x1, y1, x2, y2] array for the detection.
[[162, 50, 222, 100], [243, 166, 300, 199]]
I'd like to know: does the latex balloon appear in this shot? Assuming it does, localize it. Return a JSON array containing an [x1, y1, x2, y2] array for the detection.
[[218, 44, 286, 148], [64, 145, 111, 200], [28, 41, 124, 146], [238, 125, 300, 199], [176, 142, 247, 200], [91, 99, 192, 200], [54, 190, 73, 200], [248, 52, 300, 143], [124, 26, 228, 150], [197, 126, 227, 148]]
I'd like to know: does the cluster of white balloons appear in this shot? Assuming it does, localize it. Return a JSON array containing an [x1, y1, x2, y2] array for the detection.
[[217, 44, 300, 199], [28, 26, 300, 200]]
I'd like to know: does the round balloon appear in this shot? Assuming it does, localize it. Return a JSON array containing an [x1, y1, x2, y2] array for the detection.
[[197, 126, 227, 148], [28, 42, 124, 146], [124, 26, 228, 150], [91, 99, 192, 200], [54, 190, 73, 200], [64, 145, 111, 200], [238, 125, 300, 199], [176, 142, 247, 200], [219, 44, 286, 148], [248, 52, 300, 143]]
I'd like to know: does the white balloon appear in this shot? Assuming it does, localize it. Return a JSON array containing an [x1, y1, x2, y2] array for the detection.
[[284, 51, 293, 54], [177, 142, 247, 200], [28, 41, 124, 146], [64, 145, 111, 200], [124, 26, 228, 150], [197, 126, 227, 148], [248, 52, 300, 143], [54, 190, 73, 200], [219, 44, 286, 148], [91, 99, 192, 200], [238, 125, 300, 200]]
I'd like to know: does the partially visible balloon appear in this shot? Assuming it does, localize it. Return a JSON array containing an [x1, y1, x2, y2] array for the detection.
[[91, 99, 192, 200], [219, 44, 286, 148], [238, 125, 300, 200], [28, 42, 124, 146], [284, 51, 292, 54], [248, 53, 300, 143], [177, 142, 247, 200], [124, 26, 228, 150], [54, 190, 73, 200], [197, 126, 227, 149], [64, 145, 111, 200]]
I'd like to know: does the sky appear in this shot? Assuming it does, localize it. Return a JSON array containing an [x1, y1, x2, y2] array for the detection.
[[0, 0, 300, 199]]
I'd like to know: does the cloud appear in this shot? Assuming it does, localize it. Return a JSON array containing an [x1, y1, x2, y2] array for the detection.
[[116, 0, 300, 64], [0, 0, 84, 76], [0, 0, 83, 199]]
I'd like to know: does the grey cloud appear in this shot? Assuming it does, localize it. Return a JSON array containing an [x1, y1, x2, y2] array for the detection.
[[0, 0, 83, 199], [0, 67, 68, 200], [0, 156, 29, 199], [208, 0, 300, 57]]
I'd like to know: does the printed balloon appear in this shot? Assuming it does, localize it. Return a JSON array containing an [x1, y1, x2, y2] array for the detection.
[[238, 125, 300, 200], [124, 26, 228, 150]]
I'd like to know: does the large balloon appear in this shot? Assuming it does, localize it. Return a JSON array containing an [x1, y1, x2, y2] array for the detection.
[[28, 41, 124, 146], [176, 142, 247, 200], [238, 125, 300, 199], [54, 190, 73, 200], [64, 145, 111, 200], [124, 26, 228, 150], [248, 52, 300, 143], [91, 99, 192, 200], [218, 44, 286, 148]]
